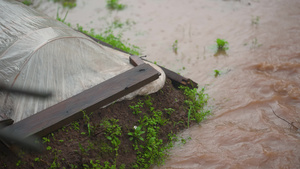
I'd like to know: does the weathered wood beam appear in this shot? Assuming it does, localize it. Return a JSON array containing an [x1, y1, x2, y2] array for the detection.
[[2, 63, 160, 139], [159, 66, 198, 89], [129, 55, 144, 66], [130, 56, 198, 89]]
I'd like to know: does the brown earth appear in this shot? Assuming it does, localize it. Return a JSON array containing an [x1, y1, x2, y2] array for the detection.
[[0, 79, 196, 169]]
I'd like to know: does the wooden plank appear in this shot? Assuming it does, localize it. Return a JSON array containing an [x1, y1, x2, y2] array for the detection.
[[130, 56, 198, 89], [2, 64, 160, 139], [0, 119, 13, 127], [159, 66, 198, 89], [130, 55, 144, 66]]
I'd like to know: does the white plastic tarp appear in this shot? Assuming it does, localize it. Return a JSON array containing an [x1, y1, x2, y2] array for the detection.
[[0, 0, 165, 123]]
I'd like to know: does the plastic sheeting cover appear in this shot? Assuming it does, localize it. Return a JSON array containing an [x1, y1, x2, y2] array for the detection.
[[0, 0, 165, 123]]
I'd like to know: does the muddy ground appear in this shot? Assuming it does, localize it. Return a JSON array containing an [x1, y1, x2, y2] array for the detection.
[[0, 79, 197, 168]]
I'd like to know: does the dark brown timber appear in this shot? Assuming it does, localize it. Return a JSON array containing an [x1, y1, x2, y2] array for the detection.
[[2, 63, 160, 139], [159, 66, 198, 89], [130, 56, 197, 89], [129, 55, 144, 66]]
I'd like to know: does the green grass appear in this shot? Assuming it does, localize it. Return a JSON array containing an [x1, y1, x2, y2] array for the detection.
[[106, 0, 126, 10], [77, 24, 140, 55], [55, 10, 140, 55]]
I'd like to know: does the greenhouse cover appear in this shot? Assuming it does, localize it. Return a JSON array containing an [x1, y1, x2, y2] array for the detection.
[[0, 0, 165, 123]]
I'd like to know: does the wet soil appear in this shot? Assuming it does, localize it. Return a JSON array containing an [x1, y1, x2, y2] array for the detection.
[[0, 79, 194, 168]]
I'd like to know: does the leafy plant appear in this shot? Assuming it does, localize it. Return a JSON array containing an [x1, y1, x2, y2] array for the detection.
[[164, 108, 175, 116], [83, 111, 95, 136], [106, 0, 126, 10], [34, 157, 40, 162], [131, 97, 172, 168], [179, 86, 211, 123], [71, 121, 80, 131], [172, 40, 178, 54], [78, 143, 89, 156], [129, 101, 144, 115], [101, 119, 122, 157], [16, 160, 22, 167], [216, 38, 229, 50], [46, 146, 52, 151], [128, 125, 145, 142], [214, 69, 221, 77], [42, 137, 50, 143]]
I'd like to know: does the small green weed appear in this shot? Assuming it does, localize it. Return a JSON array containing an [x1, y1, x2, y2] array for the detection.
[[101, 119, 122, 157], [78, 143, 89, 156], [71, 121, 80, 131], [106, 0, 126, 10], [129, 101, 144, 115], [42, 137, 50, 143], [128, 125, 145, 142], [216, 38, 229, 50], [34, 157, 40, 162], [83, 111, 95, 136], [251, 16, 260, 25], [214, 69, 221, 77], [46, 146, 52, 151], [172, 40, 178, 54], [16, 160, 21, 167], [56, 8, 69, 24], [164, 108, 175, 116], [179, 86, 210, 123]]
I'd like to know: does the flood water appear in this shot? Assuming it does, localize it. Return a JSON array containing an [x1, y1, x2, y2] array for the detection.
[[34, 0, 300, 168]]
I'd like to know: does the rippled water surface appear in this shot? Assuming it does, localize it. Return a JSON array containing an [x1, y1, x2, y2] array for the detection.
[[35, 0, 300, 168]]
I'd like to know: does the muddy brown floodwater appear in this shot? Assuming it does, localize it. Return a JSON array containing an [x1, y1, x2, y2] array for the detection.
[[34, 0, 300, 168]]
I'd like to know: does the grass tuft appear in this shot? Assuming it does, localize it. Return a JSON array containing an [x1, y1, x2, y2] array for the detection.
[[106, 0, 126, 10]]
